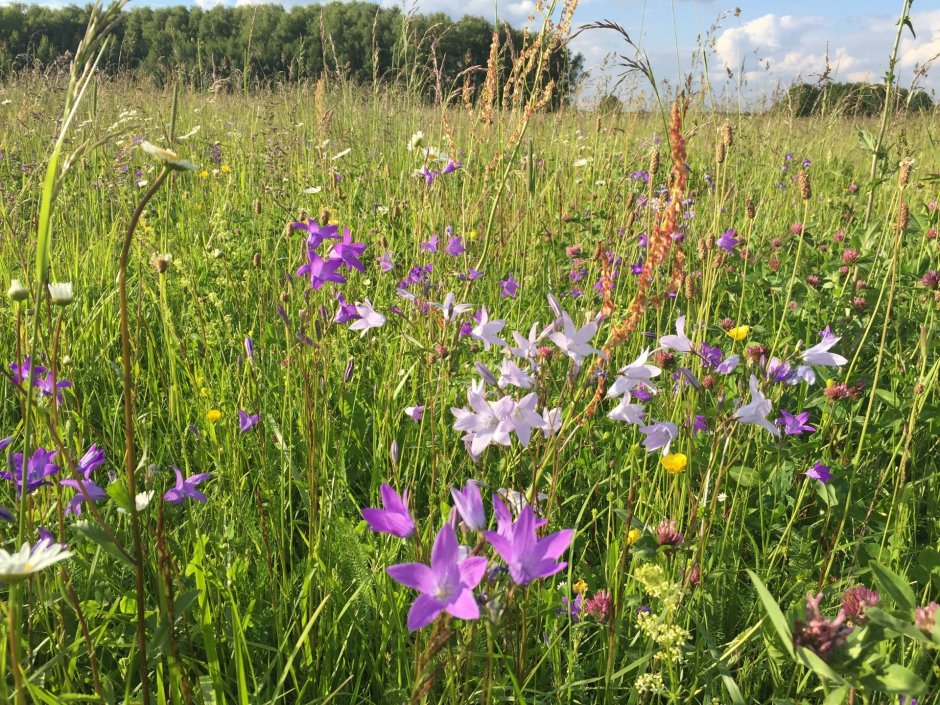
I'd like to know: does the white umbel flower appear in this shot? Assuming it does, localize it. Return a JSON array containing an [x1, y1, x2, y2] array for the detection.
[[0, 539, 72, 583]]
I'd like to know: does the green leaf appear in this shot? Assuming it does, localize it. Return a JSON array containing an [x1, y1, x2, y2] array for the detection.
[[859, 663, 926, 695], [747, 570, 794, 657], [71, 521, 134, 568], [106, 479, 134, 513], [874, 388, 900, 408], [728, 465, 758, 488], [795, 646, 848, 685], [917, 548, 940, 575], [856, 128, 876, 154], [865, 607, 933, 644], [870, 561, 916, 611], [822, 685, 850, 705]]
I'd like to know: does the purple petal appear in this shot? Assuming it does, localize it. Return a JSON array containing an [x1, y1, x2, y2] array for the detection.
[[380, 483, 406, 514], [445, 589, 480, 620], [163, 489, 184, 504], [430, 524, 459, 573], [361, 508, 414, 538], [483, 531, 513, 562], [538, 528, 574, 561], [458, 556, 488, 589], [407, 594, 444, 631], [387, 562, 437, 594], [531, 558, 568, 581]]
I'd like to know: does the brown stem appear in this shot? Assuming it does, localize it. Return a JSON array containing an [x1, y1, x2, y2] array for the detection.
[[118, 166, 169, 705], [62, 569, 103, 698]]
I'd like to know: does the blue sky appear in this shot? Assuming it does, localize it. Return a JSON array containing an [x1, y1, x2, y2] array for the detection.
[[6, 0, 940, 102]]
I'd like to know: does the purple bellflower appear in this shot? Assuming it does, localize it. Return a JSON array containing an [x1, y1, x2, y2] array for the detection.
[[386, 523, 487, 630], [2, 447, 59, 496], [297, 253, 346, 290], [484, 499, 573, 585], [60, 444, 108, 516], [806, 461, 832, 484], [163, 466, 211, 504], [9, 356, 46, 385], [329, 227, 366, 272], [291, 219, 340, 249], [444, 236, 465, 257], [716, 229, 739, 252], [777, 409, 815, 435], [361, 483, 415, 538], [451, 481, 486, 531], [239, 410, 259, 432]]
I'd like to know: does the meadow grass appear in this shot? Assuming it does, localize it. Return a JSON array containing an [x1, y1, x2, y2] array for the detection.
[[0, 44, 938, 705]]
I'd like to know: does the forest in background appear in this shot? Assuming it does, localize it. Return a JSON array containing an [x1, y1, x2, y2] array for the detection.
[[0, 2, 584, 102]]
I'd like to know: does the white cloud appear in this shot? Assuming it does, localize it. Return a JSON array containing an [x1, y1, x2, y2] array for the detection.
[[709, 10, 939, 97], [715, 14, 827, 76], [898, 9, 940, 77]]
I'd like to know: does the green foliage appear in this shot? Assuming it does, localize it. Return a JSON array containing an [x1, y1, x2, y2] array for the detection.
[[0, 2, 584, 103], [597, 93, 623, 115], [0, 34, 938, 704], [775, 81, 935, 117]]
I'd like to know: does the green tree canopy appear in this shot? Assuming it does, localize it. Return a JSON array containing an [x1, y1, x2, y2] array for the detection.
[[774, 81, 934, 117], [0, 2, 584, 104]]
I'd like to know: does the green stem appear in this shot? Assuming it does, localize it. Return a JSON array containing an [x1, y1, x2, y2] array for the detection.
[[862, 0, 912, 227], [771, 198, 810, 354]]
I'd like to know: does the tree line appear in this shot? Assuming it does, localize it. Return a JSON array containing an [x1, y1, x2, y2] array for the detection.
[[0, 2, 584, 103], [776, 82, 934, 117]]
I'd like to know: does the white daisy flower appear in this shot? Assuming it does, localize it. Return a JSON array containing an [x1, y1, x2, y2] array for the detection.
[[47, 282, 74, 306], [0, 539, 72, 583]]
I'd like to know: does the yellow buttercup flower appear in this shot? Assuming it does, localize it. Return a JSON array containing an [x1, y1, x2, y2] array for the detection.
[[661, 453, 688, 474], [468, 229, 479, 240], [199, 170, 209, 178], [626, 528, 642, 546], [220, 164, 231, 173], [206, 409, 222, 423], [726, 325, 750, 341], [572, 578, 588, 595]]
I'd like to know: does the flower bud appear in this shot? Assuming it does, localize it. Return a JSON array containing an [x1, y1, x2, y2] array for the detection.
[[7, 279, 28, 302], [648, 147, 660, 176], [897, 202, 910, 232], [898, 158, 913, 188], [798, 170, 811, 201], [715, 141, 726, 165], [151, 253, 173, 273], [48, 282, 74, 306]]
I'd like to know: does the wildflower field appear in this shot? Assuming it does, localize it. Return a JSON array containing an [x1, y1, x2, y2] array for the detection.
[[0, 2, 939, 703]]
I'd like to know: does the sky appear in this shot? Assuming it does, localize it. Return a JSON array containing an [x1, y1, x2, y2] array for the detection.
[[6, 0, 940, 105]]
